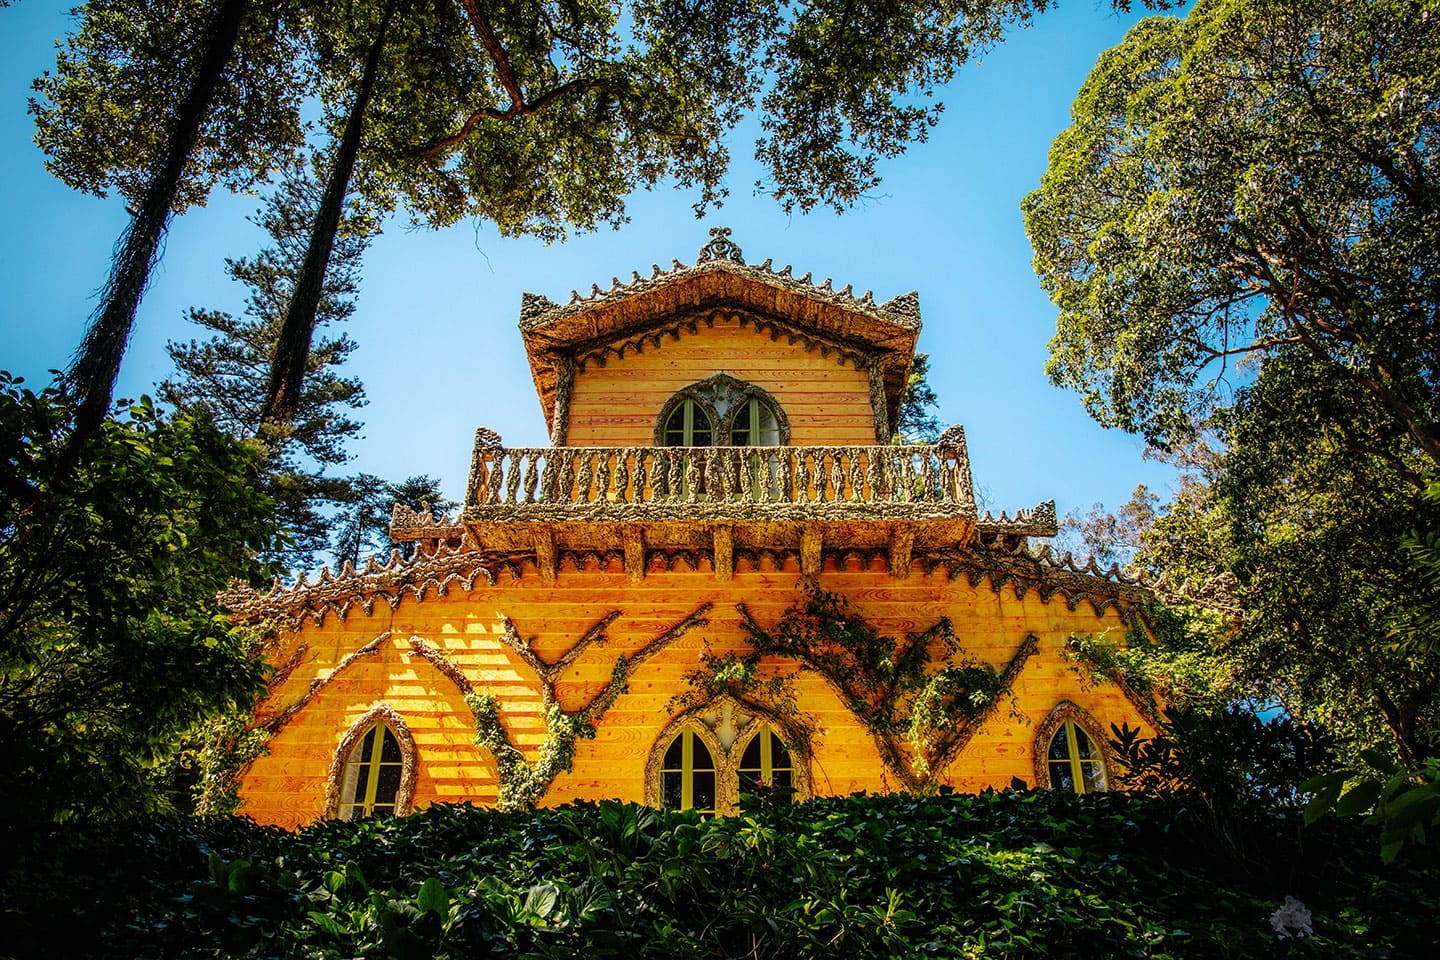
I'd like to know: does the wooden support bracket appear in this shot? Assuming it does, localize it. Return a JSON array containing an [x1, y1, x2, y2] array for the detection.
[[888, 525, 916, 579], [800, 524, 823, 577], [623, 525, 646, 582], [534, 530, 557, 585], [713, 525, 734, 581]]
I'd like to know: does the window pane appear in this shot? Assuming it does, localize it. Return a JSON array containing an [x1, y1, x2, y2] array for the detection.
[[1073, 725, 1100, 760], [739, 732, 763, 771], [691, 771, 716, 813], [691, 414, 712, 446], [663, 732, 685, 770], [662, 771, 683, 809], [1048, 728, 1072, 762], [1081, 761, 1107, 793], [375, 761, 402, 806], [755, 401, 781, 446], [769, 732, 792, 772], [690, 733, 716, 772], [379, 728, 403, 763], [1049, 760, 1076, 792]]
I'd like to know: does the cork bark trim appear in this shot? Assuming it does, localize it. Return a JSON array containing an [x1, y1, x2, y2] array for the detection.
[[322, 703, 419, 819]]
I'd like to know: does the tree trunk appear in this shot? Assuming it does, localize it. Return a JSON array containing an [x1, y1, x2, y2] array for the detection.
[[66, 0, 249, 448], [260, 0, 398, 428]]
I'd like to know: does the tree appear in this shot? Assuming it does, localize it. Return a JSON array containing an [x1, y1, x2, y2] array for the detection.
[[38, 0, 1110, 432], [34, 0, 310, 446], [1024, 0, 1440, 467], [894, 352, 941, 443], [331, 474, 456, 568], [1055, 483, 1158, 571], [161, 170, 374, 571], [0, 375, 277, 833], [1027, 0, 1440, 770]]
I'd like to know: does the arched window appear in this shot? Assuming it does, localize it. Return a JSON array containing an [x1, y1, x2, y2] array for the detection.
[[1033, 701, 1109, 795], [325, 706, 418, 820], [648, 700, 807, 815], [339, 722, 404, 818], [1047, 721, 1107, 794], [662, 398, 714, 447], [730, 395, 783, 447], [660, 727, 717, 815], [738, 726, 794, 796]]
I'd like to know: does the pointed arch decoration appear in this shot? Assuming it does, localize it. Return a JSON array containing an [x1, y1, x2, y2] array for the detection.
[[323, 703, 419, 819]]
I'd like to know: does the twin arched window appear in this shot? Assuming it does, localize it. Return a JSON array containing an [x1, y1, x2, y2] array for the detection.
[[652, 701, 803, 816], [656, 375, 788, 448]]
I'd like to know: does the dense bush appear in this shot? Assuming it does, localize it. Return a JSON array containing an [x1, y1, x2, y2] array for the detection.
[[6, 790, 1435, 958]]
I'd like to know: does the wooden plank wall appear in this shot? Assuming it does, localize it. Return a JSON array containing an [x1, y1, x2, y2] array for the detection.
[[565, 314, 878, 447], [239, 561, 1149, 829]]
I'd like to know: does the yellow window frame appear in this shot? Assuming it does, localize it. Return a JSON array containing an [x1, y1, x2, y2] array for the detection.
[[1050, 720, 1105, 795]]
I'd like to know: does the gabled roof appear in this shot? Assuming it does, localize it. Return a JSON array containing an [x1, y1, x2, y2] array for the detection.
[[519, 228, 922, 437]]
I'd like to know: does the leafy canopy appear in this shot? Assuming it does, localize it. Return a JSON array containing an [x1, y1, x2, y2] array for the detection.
[[1024, 0, 1440, 462], [35, 0, 1125, 241], [162, 170, 373, 572], [0, 375, 277, 827]]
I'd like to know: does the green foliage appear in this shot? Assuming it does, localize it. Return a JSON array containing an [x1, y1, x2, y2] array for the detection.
[[741, 582, 1004, 786], [31, 0, 309, 209], [0, 374, 276, 829], [1055, 484, 1158, 572], [467, 691, 597, 812], [1113, 707, 1335, 815], [6, 792, 1438, 958], [1025, 0, 1440, 462], [672, 647, 813, 752], [1067, 621, 1232, 718], [332, 473, 457, 568], [1303, 754, 1440, 863]]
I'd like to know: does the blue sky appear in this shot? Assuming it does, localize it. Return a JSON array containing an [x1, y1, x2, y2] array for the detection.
[[0, 2, 1182, 524]]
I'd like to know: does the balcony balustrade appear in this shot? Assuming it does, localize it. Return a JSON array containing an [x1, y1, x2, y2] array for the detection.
[[464, 442, 975, 520]]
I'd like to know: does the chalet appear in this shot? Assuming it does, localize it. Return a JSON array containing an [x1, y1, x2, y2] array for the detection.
[[222, 228, 1155, 827]]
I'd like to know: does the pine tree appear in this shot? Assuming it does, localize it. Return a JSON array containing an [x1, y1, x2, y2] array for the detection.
[[332, 473, 457, 567], [161, 170, 374, 571]]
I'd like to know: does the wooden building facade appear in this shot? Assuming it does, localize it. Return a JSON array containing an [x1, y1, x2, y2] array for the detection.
[[224, 229, 1155, 829]]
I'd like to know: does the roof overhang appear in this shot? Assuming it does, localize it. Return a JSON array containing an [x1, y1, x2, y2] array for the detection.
[[518, 244, 922, 438]]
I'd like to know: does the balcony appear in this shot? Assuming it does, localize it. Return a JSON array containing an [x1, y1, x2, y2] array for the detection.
[[447, 428, 981, 581]]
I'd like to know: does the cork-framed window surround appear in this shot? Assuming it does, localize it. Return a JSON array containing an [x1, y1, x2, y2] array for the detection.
[[325, 704, 419, 820], [1032, 700, 1111, 795], [653, 374, 791, 448], [645, 698, 808, 816]]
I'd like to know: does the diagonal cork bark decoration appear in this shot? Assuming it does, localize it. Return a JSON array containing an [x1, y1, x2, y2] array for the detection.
[[415, 605, 713, 809]]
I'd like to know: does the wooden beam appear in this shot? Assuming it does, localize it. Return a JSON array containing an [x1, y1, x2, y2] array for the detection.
[[623, 525, 645, 582], [800, 524, 823, 577], [534, 529, 557, 585], [713, 525, 734, 581], [888, 525, 916, 580]]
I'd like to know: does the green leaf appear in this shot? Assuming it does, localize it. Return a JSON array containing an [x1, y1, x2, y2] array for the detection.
[[416, 877, 448, 916], [1335, 779, 1383, 817]]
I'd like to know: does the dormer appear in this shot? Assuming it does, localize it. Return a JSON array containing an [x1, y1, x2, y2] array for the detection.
[[388, 230, 1064, 582], [519, 228, 922, 447]]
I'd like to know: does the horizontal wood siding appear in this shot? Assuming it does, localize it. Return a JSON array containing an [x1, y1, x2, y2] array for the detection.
[[238, 566, 1150, 829], [566, 315, 878, 447]]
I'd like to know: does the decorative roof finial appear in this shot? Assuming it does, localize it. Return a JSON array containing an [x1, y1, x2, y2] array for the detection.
[[697, 226, 744, 264]]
